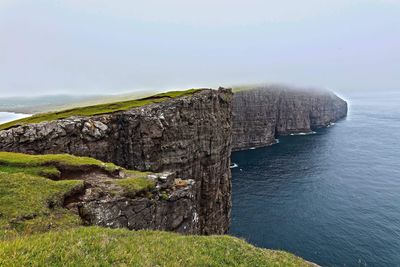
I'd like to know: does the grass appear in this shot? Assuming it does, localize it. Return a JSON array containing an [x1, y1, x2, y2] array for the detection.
[[0, 152, 154, 239], [0, 151, 314, 266], [0, 227, 313, 267], [116, 177, 155, 197], [115, 170, 155, 197], [231, 85, 258, 92], [0, 152, 121, 174], [0, 89, 202, 131], [231, 83, 291, 93], [0, 171, 83, 239], [0, 165, 61, 179]]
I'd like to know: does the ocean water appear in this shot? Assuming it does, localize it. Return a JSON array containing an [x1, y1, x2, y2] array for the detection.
[[0, 112, 31, 124], [230, 90, 400, 266]]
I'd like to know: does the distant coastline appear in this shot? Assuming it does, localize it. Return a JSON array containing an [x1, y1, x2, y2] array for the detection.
[[0, 112, 31, 124]]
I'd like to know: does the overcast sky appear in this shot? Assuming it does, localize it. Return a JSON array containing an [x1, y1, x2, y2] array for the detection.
[[0, 0, 399, 97]]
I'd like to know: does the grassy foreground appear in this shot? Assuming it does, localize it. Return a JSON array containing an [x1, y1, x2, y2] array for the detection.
[[0, 89, 201, 131], [0, 171, 83, 239], [0, 227, 313, 267], [0, 152, 154, 238], [0, 151, 314, 266]]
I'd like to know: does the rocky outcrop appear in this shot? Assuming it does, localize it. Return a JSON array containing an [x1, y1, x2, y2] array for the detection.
[[63, 170, 199, 233], [232, 85, 347, 151], [0, 88, 233, 235]]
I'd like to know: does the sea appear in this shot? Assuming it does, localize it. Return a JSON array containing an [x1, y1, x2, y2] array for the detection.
[[230, 90, 400, 266], [0, 112, 31, 125], [1, 91, 399, 266]]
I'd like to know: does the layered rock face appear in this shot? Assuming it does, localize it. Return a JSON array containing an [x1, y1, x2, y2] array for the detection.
[[0, 85, 347, 235], [64, 170, 199, 234], [0, 88, 233, 234], [232, 86, 348, 151]]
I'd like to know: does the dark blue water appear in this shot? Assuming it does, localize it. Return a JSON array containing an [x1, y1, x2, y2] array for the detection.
[[230, 90, 400, 267]]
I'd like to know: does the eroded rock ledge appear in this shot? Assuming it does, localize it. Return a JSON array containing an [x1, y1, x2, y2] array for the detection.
[[64, 170, 198, 233], [232, 85, 348, 151], [0, 88, 233, 235]]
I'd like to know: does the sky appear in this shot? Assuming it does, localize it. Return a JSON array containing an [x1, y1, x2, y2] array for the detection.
[[0, 0, 399, 97]]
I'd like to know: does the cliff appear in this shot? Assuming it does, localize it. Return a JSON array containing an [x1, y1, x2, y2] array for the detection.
[[232, 85, 348, 151], [0, 86, 333, 266], [0, 152, 315, 266], [0, 88, 233, 235]]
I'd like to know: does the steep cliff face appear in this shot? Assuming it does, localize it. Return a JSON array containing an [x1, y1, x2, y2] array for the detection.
[[0, 88, 233, 235], [0, 85, 347, 235], [232, 86, 347, 151]]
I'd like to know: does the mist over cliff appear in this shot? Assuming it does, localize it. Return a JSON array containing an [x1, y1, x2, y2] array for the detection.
[[232, 85, 347, 151]]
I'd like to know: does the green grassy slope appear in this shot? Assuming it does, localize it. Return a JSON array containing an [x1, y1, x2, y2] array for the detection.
[[0, 152, 121, 173], [0, 227, 313, 267], [0, 89, 201, 131], [0, 171, 83, 239], [0, 151, 315, 266], [0, 152, 153, 238]]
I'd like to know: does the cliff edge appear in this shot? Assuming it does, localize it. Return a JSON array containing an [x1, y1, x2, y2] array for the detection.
[[0, 152, 316, 266], [232, 85, 348, 151], [0, 88, 233, 235]]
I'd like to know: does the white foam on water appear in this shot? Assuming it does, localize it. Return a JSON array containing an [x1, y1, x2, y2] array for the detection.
[[290, 131, 316, 136]]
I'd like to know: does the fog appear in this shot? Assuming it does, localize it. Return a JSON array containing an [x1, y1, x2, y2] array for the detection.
[[0, 0, 399, 97]]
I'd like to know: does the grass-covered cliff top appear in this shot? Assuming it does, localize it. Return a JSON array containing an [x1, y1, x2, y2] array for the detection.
[[0, 152, 121, 174], [0, 151, 313, 266], [0, 170, 83, 238], [0, 89, 202, 131], [0, 227, 313, 267], [232, 84, 333, 95], [0, 152, 153, 237]]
